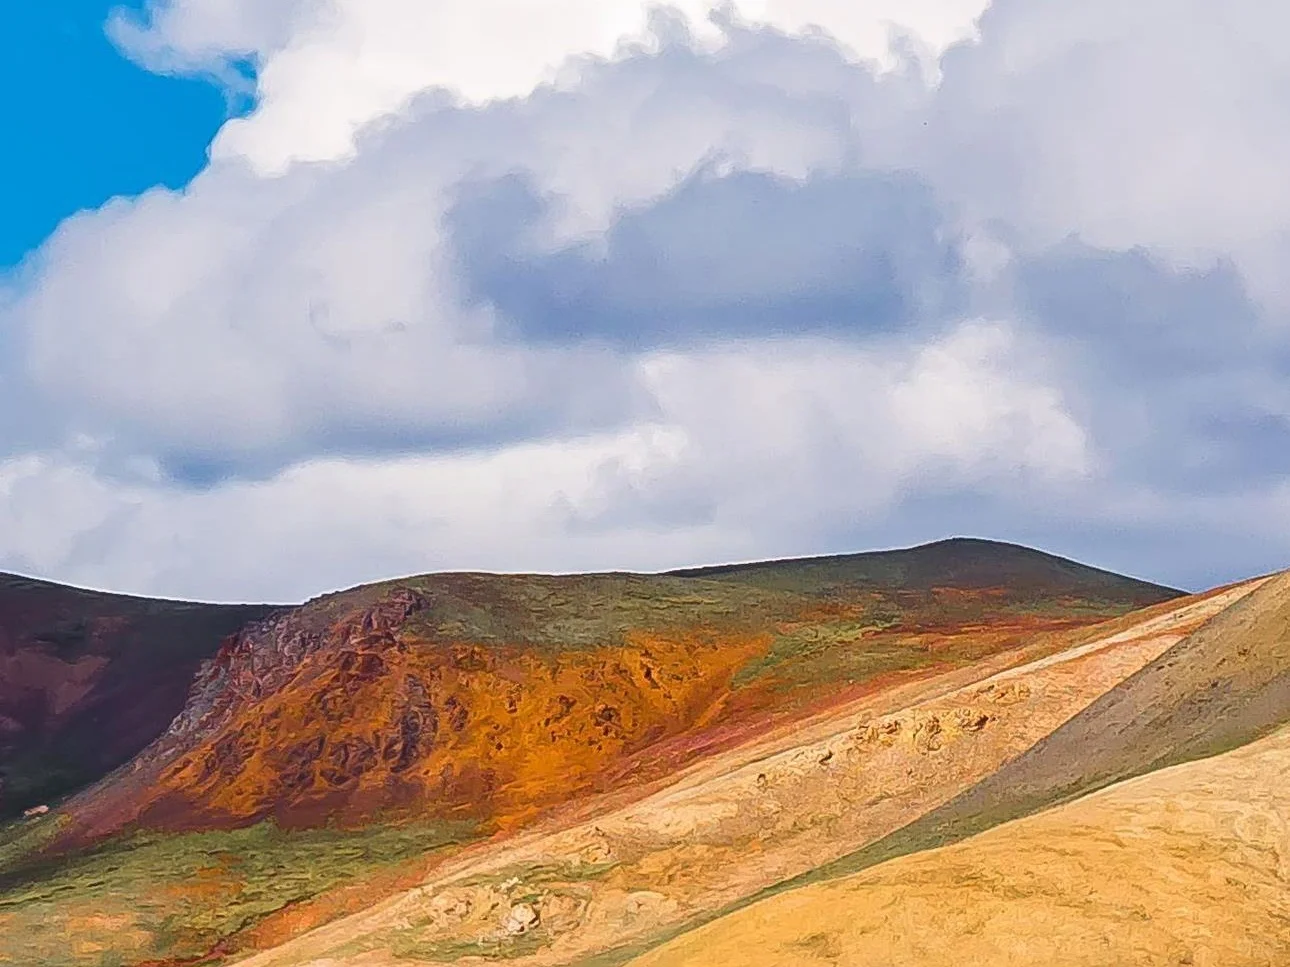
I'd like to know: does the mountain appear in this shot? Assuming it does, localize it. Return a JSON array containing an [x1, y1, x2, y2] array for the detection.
[[0, 572, 275, 818], [196, 577, 1243, 967], [0, 538, 1195, 967], [620, 574, 1290, 966], [667, 536, 1175, 599], [606, 571, 1290, 967], [51, 538, 1180, 846], [812, 568, 1290, 875]]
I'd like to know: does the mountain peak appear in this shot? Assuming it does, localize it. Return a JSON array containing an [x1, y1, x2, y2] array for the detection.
[[665, 536, 1180, 599]]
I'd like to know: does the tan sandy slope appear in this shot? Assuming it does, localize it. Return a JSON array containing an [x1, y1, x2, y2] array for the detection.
[[631, 724, 1290, 967], [229, 579, 1261, 967], [821, 566, 1290, 889]]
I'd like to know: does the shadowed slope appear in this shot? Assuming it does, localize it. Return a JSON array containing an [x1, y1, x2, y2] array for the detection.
[[668, 537, 1179, 603], [947, 567, 1290, 805], [0, 573, 275, 818], [629, 725, 1290, 967]]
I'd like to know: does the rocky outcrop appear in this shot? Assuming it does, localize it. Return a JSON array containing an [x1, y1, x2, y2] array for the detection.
[[54, 582, 768, 838], [164, 587, 427, 749]]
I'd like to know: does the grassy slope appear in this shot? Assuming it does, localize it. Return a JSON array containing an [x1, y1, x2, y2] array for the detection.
[[0, 817, 474, 967], [669, 537, 1178, 602], [628, 724, 1290, 967]]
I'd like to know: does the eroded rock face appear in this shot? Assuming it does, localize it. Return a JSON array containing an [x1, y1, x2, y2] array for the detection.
[[60, 582, 769, 838], [167, 587, 428, 746], [52, 546, 1180, 846]]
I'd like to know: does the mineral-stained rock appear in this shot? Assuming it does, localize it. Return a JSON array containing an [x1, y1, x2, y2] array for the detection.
[[503, 902, 540, 935]]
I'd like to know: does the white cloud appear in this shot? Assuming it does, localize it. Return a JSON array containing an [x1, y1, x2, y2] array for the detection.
[[13, 152, 640, 466], [7, 28, 898, 472], [612, 320, 1092, 527], [903, 0, 1290, 305], [0, 434, 718, 602], [111, 0, 988, 174], [0, 322, 1087, 601]]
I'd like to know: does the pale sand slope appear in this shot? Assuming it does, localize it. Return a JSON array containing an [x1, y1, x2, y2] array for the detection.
[[630, 725, 1290, 967], [785, 567, 1290, 895], [230, 582, 1260, 967]]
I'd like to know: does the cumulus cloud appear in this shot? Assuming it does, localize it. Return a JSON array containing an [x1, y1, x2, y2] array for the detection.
[[0, 320, 1087, 601], [5, 22, 948, 480], [576, 321, 1092, 534], [1007, 243, 1290, 493], [906, 0, 1290, 305], [14, 165, 642, 479], [2, 1, 1290, 599], [449, 167, 965, 345], [110, 0, 988, 173]]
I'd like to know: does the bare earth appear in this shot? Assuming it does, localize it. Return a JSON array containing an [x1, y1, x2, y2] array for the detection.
[[228, 580, 1262, 966], [631, 724, 1290, 967]]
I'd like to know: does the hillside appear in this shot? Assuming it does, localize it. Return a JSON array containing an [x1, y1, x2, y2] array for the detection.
[[668, 537, 1175, 600], [138, 567, 1224, 967], [0, 539, 1186, 966], [575, 571, 1290, 967], [629, 723, 1290, 967], [0, 573, 275, 818], [53, 539, 1180, 844], [780, 569, 1290, 887]]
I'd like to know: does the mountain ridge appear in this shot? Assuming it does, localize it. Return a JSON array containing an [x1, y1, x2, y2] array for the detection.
[[664, 536, 1184, 596], [0, 538, 1205, 967], [205, 572, 1246, 967], [21, 538, 1177, 846]]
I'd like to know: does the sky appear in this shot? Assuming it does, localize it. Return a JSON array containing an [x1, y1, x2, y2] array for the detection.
[[3, 0, 1290, 603], [1, 2, 239, 266]]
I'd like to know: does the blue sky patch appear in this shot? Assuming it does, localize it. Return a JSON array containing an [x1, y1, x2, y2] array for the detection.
[[2, 2, 240, 267]]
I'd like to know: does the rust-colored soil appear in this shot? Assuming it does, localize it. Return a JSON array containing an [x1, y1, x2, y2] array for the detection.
[[226, 580, 1246, 967], [58, 541, 1176, 848], [0, 540, 1189, 967]]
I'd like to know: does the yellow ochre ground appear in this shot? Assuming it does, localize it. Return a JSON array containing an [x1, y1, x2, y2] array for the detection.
[[631, 725, 1290, 967]]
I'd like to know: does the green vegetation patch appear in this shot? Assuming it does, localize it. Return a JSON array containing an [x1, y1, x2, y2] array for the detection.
[[397, 574, 798, 650], [731, 615, 909, 689], [454, 858, 620, 892], [390, 929, 551, 963], [0, 819, 475, 967], [0, 813, 66, 876]]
